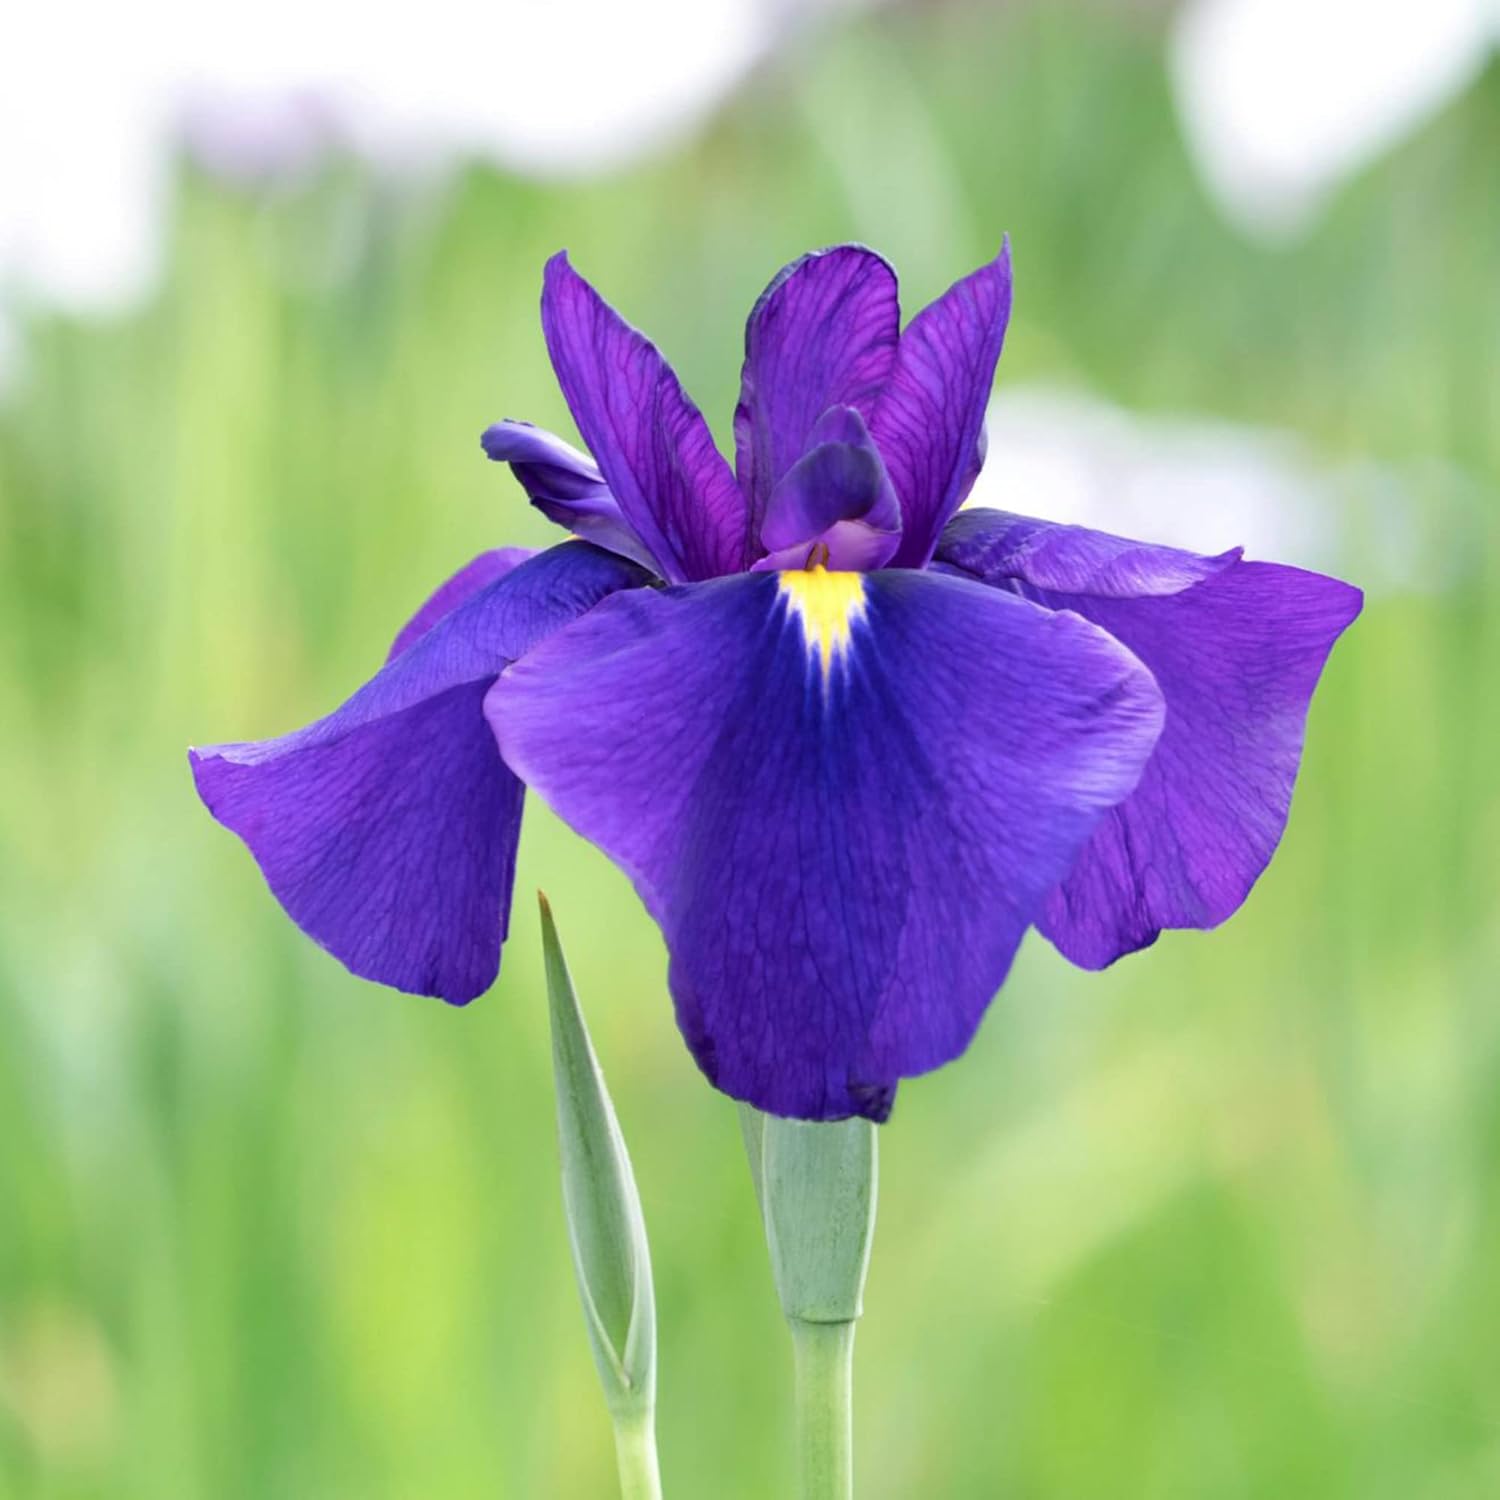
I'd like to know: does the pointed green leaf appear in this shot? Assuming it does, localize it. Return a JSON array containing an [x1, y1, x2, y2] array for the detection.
[[540, 893, 656, 1420]]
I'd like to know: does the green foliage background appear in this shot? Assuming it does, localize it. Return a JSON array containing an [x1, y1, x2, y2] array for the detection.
[[2, 3, 1498, 1494]]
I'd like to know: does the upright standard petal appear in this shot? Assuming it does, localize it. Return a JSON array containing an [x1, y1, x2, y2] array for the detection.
[[937, 509, 1362, 967], [873, 241, 1012, 569], [541, 253, 748, 581], [488, 568, 1164, 1120], [733, 246, 900, 542], [753, 407, 902, 573], [191, 543, 648, 1003], [481, 420, 657, 573]]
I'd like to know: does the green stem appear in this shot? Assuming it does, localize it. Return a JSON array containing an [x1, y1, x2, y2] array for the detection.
[[790, 1319, 856, 1500], [611, 1408, 663, 1500]]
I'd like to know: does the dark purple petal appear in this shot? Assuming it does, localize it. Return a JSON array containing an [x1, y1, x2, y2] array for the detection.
[[480, 419, 605, 499], [734, 246, 900, 543], [873, 241, 1012, 568], [753, 407, 902, 572], [487, 568, 1163, 1120], [541, 252, 748, 581], [938, 507, 1240, 597], [481, 419, 657, 572], [936, 510, 1362, 966], [191, 543, 648, 1003], [387, 547, 533, 661]]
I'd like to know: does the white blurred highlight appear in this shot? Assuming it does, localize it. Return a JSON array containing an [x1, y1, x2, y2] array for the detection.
[[0, 0, 877, 321], [1171, 0, 1499, 237], [967, 385, 1445, 594]]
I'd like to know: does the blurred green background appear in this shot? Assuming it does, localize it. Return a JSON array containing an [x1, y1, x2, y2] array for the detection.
[[3, 2, 1499, 1495]]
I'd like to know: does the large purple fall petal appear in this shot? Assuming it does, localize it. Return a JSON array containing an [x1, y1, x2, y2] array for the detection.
[[480, 420, 657, 572], [734, 246, 900, 542], [874, 242, 1012, 569], [541, 253, 748, 581], [487, 568, 1164, 1120], [191, 543, 648, 1003], [936, 510, 1362, 967]]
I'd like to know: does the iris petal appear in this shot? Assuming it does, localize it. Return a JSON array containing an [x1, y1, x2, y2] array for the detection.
[[487, 567, 1164, 1120], [191, 543, 648, 1003], [937, 509, 1362, 966], [387, 547, 533, 661], [938, 507, 1240, 597], [481, 420, 658, 573], [541, 252, 748, 581], [873, 241, 1013, 568], [754, 407, 902, 573], [734, 246, 900, 544]]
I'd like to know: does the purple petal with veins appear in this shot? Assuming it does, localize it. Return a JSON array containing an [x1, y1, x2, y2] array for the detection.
[[873, 241, 1012, 568], [487, 567, 1163, 1119], [753, 406, 902, 572], [937, 508, 1361, 966], [191, 543, 647, 1003], [542, 252, 748, 581], [481, 419, 658, 572], [735, 246, 900, 542]]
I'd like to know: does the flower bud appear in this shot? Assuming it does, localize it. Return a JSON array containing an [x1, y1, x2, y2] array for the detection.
[[541, 894, 656, 1420], [740, 1105, 877, 1325]]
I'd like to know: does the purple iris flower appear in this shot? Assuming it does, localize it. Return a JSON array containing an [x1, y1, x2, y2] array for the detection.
[[191, 243, 1361, 1122]]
